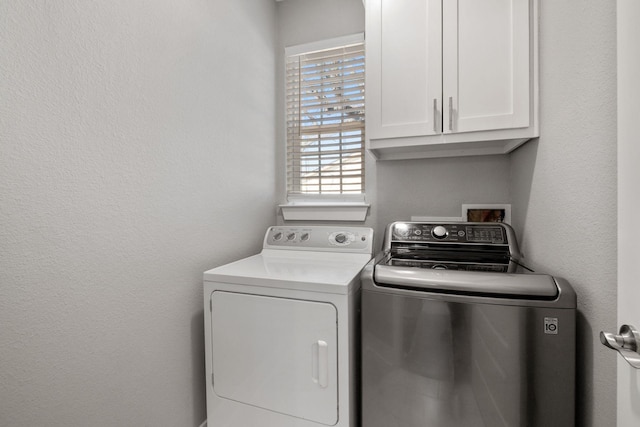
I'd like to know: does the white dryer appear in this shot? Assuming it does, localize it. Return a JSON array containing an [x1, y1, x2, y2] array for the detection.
[[203, 225, 374, 427]]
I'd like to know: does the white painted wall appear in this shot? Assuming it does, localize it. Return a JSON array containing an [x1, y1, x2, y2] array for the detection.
[[0, 1, 277, 426], [510, 2, 617, 426], [376, 155, 510, 230], [277, 0, 365, 47]]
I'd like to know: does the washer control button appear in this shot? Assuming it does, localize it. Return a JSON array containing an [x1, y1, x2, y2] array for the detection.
[[286, 232, 296, 241], [273, 232, 283, 241], [300, 233, 310, 242], [432, 226, 448, 239], [335, 233, 347, 244]]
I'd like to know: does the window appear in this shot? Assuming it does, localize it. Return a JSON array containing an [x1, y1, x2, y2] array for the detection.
[[285, 34, 365, 199]]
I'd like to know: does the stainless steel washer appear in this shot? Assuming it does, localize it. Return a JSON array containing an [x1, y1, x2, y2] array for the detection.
[[361, 222, 576, 427]]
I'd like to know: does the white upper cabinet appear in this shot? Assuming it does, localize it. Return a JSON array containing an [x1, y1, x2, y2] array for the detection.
[[366, 0, 442, 139], [366, 0, 538, 160]]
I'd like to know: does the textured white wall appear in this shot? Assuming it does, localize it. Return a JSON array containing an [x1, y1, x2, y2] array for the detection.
[[0, 1, 276, 426], [510, 2, 617, 426], [277, 0, 365, 47], [376, 155, 510, 233]]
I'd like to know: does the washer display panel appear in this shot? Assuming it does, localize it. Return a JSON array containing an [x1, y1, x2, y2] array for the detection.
[[211, 291, 338, 425]]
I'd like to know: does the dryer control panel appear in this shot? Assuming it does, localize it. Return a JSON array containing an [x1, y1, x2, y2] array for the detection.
[[264, 226, 374, 253]]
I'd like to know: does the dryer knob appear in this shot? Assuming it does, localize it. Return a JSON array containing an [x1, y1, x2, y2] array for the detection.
[[335, 233, 347, 244]]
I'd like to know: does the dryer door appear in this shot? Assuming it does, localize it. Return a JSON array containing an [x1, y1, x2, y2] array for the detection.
[[211, 291, 338, 425]]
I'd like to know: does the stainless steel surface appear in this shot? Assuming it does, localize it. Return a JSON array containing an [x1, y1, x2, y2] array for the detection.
[[362, 289, 576, 427], [600, 324, 640, 369]]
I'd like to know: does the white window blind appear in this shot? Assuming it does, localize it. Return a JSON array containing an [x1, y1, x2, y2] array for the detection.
[[286, 37, 365, 196]]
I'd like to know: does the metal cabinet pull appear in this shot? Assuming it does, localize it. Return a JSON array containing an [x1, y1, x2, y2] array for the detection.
[[600, 324, 640, 368], [433, 98, 438, 133], [448, 96, 453, 131]]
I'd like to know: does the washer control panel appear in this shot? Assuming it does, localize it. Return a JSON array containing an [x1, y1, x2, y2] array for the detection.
[[390, 222, 509, 244], [265, 226, 374, 253]]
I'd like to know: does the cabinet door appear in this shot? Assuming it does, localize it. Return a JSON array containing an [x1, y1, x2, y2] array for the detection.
[[211, 291, 338, 425], [442, 0, 531, 134], [366, 0, 442, 140]]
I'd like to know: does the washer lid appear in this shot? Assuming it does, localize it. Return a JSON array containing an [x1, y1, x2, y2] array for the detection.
[[204, 250, 372, 294], [373, 266, 559, 299]]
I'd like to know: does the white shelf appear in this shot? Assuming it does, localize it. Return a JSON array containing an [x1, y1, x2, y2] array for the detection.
[[279, 203, 370, 222]]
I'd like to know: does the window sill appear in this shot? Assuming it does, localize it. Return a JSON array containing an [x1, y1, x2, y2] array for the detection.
[[279, 202, 370, 222]]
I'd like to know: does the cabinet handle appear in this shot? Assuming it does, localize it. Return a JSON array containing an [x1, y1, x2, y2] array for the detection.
[[448, 96, 453, 131], [433, 98, 438, 133]]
